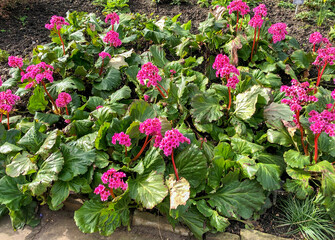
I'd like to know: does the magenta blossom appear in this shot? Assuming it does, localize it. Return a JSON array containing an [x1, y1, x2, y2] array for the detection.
[[137, 62, 162, 88], [248, 14, 264, 28], [143, 95, 149, 102], [112, 132, 131, 147], [0, 76, 2, 87], [253, 4, 267, 17], [159, 129, 190, 156], [21, 62, 54, 90], [105, 12, 120, 25], [213, 54, 240, 89], [212, 54, 230, 71], [309, 32, 323, 45], [94, 184, 110, 201], [99, 51, 112, 59], [268, 23, 287, 43], [313, 47, 335, 67], [227, 0, 250, 16], [139, 118, 161, 136], [55, 92, 72, 108], [45, 15, 69, 30], [103, 30, 122, 47], [8, 56, 23, 69], [0, 89, 20, 114], [96, 105, 103, 109], [309, 110, 335, 136]]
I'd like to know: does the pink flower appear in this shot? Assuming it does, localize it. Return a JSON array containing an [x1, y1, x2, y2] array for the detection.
[[139, 118, 161, 136], [96, 105, 103, 109], [227, 0, 250, 16], [105, 12, 120, 25], [137, 62, 162, 87], [309, 109, 335, 137], [0, 76, 2, 87], [159, 129, 190, 156], [170, 69, 176, 75], [213, 54, 240, 89], [65, 119, 71, 124], [143, 95, 149, 102], [309, 32, 323, 45], [212, 54, 230, 70], [103, 30, 122, 47], [55, 92, 72, 108], [8, 56, 23, 68], [268, 23, 287, 43], [21, 62, 54, 90], [112, 132, 131, 147], [248, 14, 264, 29], [99, 51, 112, 59], [45, 15, 69, 30], [332, 90, 335, 101], [253, 4, 267, 17], [94, 184, 111, 201], [313, 48, 335, 67], [0, 89, 20, 114]]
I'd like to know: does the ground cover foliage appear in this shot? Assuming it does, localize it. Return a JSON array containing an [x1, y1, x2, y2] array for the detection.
[[0, 1, 335, 239]]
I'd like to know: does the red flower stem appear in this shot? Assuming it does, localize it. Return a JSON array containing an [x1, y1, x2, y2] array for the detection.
[[18, 66, 25, 74], [41, 80, 59, 113], [313, 44, 316, 53], [316, 61, 328, 88], [239, 15, 244, 30], [314, 133, 321, 163], [0, 113, 2, 122], [124, 146, 128, 157], [251, 27, 257, 62], [131, 135, 152, 162], [255, 27, 261, 51], [6, 112, 10, 130], [200, 140, 204, 150], [65, 105, 69, 115], [295, 111, 308, 156], [155, 85, 166, 98], [171, 150, 180, 181], [228, 87, 232, 110], [331, 103, 335, 112], [56, 29, 66, 55], [112, 25, 114, 31], [99, 62, 104, 76], [235, 12, 239, 32], [157, 83, 168, 95], [110, 188, 116, 198]]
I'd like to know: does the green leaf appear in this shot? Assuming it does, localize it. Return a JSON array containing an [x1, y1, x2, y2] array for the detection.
[[264, 102, 293, 129], [95, 151, 110, 169], [129, 171, 168, 209], [34, 112, 60, 125], [93, 68, 121, 91], [174, 145, 207, 188], [23, 150, 64, 196], [17, 122, 47, 153], [210, 211, 230, 232], [291, 50, 313, 69], [286, 167, 311, 181], [27, 85, 48, 113], [86, 96, 104, 111], [284, 150, 310, 169], [256, 163, 281, 191], [142, 148, 165, 175], [208, 180, 265, 219], [107, 85, 131, 103], [48, 77, 85, 94], [267, 129, 292, 147], [237, 156, 258, 179], [234, 85, 270, 120], [284, 179, 313, 199], [74, 196, 130, 235], [59, 144, 95, 181], [9, 201, 40, 230], [191, 91, 223, 123], [36, 129, 60, 159], [74, 132, 98, 151], [128, 100, 156, 122], [231, 137, 264, 156], [179, 205, 209, 239], [6, 152, 38, 177], [95, 122, 110, 150], [149, 45, 168, 68], [50, 181, 70, 208], [0, 142, 23, 154]]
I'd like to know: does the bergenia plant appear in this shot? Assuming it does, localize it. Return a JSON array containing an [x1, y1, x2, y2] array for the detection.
[[268, 22, 287, 44], [137, 62, 168, 98], [159, 129, 190, 181], [249, 4, 267, 61], [45, 15, 69, 55], [212, 54, 240, 110], [112, 132, 132, 156], [98, 51, 112, 76], [103, 30, 122, 47], [21, 62, 59, 113], [94, 169, 127, 201], [227, 0, 250, 32], [309, 32, 332, 53], [313, 47, 335, 88], [281, 79, 318, 156], [105, 12, 119, 31], [0, 89, 20, 130], [308, 90, 335, 163], [55, 92, 72, 122], [8, 56, 25, 75]]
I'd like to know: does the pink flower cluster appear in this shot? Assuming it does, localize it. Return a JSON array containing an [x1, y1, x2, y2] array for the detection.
[[21, 62, 54, 89], [309, 32, 331, 47], [280, 79, 318, 112], [143, 95, 149, 102], [253, 4, 267, 17], [137, 62, 162, 87], [248, 14, 263, 28], [309, 110, 335, 136], [99, 51, 111, 59], [139, 118, 162, 147], [312, 47, 335, 67], [159, 128, 190, 156], [112, 132, 132, 147], [8, 56, 23, 68], [105, 12, 120, 25], [227, 0, 250, 16], [0, 76, 2, 87], [268, 23, 287, 43], [0, 89, 20, 114], [94, 168, 128, 201], [55, 92, 72, 108], [45, 15, 69, 30], [212, 54, 240, 89], [96, 105, 103, 109], [103, 30, 122, 47]]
